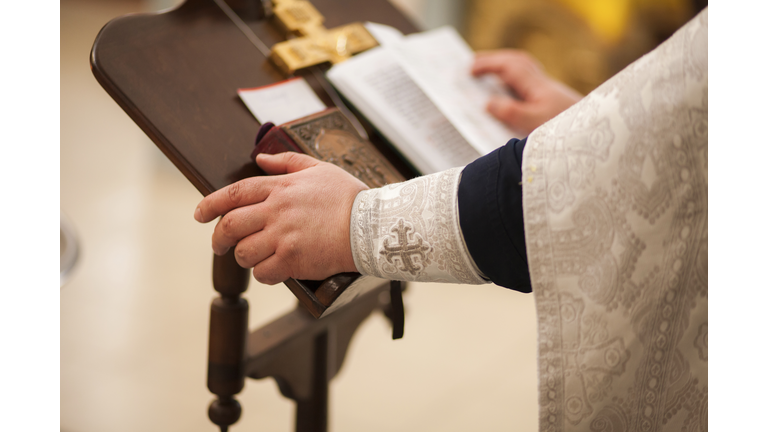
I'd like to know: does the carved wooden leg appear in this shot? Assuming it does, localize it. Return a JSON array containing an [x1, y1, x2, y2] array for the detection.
[[295, 331, 329, 432], [207, 249, 250, 432]]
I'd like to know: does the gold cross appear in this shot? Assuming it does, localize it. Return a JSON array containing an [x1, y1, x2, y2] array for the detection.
[[269, 0, 379, 74]]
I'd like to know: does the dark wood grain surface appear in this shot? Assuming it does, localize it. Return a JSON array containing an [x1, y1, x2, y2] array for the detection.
[[91, 0, 419, 196], [91, 0, 420, 319], [90, 3, 417, 429]]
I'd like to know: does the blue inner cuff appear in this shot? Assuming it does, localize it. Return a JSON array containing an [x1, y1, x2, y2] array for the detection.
[[458, 137, 532, 292]]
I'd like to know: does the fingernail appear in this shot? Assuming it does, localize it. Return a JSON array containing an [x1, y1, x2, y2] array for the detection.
[[194, 207, 203, 222]]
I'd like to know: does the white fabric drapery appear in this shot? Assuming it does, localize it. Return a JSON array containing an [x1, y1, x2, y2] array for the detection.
[[523, 9, 707, 432], [349, 8, 707, 431]]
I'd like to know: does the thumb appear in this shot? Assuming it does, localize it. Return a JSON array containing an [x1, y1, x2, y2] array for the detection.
[[256, 152, 320, 175]]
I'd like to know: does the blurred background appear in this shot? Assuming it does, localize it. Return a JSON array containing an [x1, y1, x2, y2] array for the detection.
[[60, 0, 704, 431]]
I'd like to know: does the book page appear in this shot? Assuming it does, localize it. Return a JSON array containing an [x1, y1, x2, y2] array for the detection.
[[363, 21, 405, 47], [327, 47, 480, 175], [238, 77, 326, 125], [389, 26, 521, 155]]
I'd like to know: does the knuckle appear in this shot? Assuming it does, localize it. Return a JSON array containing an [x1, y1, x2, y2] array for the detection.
[[289, 152, 316, 168], [280, 237, 301, 263], [227, 182, 243, 206], [219, 215, 236, 238], [273, 197, 291, 216], [234, 244, 251, 268]]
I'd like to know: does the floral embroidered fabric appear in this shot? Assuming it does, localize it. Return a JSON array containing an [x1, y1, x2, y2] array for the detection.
[[348, 9, 707, 431], [523, 9, 708, 432], [350, 167, 487, 285]]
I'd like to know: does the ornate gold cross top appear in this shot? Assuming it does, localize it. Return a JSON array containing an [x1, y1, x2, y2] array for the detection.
[[269, 0, 379, 74]]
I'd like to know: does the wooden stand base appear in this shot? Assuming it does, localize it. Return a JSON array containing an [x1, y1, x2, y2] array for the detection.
[[207, 250, 394, 431]]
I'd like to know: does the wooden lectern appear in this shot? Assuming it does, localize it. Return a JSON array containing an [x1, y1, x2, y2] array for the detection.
[[90, 0, 418, 430]]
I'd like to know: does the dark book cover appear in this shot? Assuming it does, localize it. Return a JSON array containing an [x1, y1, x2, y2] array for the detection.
[[251, 108, 404, 318]]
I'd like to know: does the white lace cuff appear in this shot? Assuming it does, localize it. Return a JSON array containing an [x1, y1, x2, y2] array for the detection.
[[350, 167, 487, 285]]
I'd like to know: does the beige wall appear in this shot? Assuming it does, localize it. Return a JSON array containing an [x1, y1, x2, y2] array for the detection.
[[60, 1, 538, 431]]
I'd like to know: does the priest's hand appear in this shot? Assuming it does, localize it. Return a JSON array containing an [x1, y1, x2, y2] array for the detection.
[[472, 50, 582, 135], [194, 152, 368, 285]]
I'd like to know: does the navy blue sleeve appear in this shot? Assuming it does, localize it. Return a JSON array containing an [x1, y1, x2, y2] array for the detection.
[[458, 138, 531, 293]]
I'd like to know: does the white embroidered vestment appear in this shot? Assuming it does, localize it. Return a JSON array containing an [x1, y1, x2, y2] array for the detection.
[[349, 9, 707, 432], [523, 9, 708, 432]]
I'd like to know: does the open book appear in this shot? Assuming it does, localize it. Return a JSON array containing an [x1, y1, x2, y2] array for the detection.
[[326, 23, 521, 175]]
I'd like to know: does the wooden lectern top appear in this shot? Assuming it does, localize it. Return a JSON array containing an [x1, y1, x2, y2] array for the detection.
[[90, 0, 419, 318], [91, 0, 418, 196], [91, 3, 417, 428]]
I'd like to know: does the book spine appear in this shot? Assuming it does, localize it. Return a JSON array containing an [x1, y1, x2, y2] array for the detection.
[[250, 126, 304, 160]]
